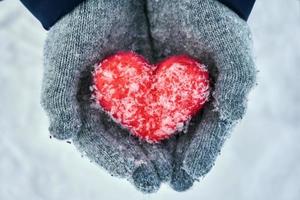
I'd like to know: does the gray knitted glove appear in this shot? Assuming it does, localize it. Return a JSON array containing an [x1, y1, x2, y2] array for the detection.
[[41, 0, 172, 193], [146, 0, 257, 191]]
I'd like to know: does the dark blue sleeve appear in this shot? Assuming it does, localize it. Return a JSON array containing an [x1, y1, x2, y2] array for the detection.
[[20, 0, 256, 31], [218, 0, 256, 20], [20, 0, 85, 30]]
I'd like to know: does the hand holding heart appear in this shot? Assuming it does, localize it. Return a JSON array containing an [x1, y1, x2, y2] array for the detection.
[[42, 0, 256, 193]]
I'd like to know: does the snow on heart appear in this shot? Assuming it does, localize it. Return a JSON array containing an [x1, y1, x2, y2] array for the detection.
[[92, 51, 210, 143]]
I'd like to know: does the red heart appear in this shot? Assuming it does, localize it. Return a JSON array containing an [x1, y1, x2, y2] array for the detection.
[[93, 51, 210, 143]]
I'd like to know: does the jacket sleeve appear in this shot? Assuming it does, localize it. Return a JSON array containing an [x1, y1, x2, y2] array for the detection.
[[20, 0, 85, 30], [19, 0, 256, 30], [218, 0, 256, 20]]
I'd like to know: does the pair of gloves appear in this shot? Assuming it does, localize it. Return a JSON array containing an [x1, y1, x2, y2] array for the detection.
[[42, 0, 256, 193]]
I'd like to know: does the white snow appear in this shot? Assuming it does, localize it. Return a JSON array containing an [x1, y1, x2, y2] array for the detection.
[[102, 70, 114, 80], [1, 0, 300, 199], [129, 83, 139, 92]]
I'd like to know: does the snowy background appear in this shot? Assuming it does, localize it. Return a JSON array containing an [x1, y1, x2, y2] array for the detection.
[[0, 0, 300, 199]]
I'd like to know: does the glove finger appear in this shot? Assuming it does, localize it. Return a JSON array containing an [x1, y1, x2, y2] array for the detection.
[[139, 137, 177, 183], [42, 0, 153, 140], [169, 110, 202, 191], [169, 132, 194, 191], [170, 162, 194, 192]]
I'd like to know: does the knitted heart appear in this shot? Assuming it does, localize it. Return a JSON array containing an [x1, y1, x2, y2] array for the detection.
[[93, 51, 210, 143]]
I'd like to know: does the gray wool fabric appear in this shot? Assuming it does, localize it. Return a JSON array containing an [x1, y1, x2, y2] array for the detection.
[[41, 0, 256, 193]]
